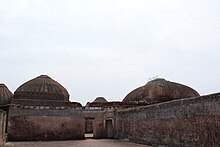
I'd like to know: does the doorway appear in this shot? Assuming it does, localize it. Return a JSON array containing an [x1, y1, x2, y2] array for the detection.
[[106, 119, 113, 138], [85, 118, 94, 138]]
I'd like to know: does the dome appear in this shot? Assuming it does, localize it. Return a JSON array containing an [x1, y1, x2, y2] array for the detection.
[[0, 83, 13, 105], [85, 97, 108, 107], [14, 75, 69, 101], [123, 78, 200, 105], [92, 97, 108, 103]]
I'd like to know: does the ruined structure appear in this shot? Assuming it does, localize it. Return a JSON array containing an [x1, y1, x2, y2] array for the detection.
[[0, 84, 13, 145], [85, 97, 108, 108], [84, 97, 108, 136], [0, 84, 13, 105], [115, 79, 219, 146], [0, 109, 6, 145], [2, 75, 219, 146], [115, 93, 220, 146], [84, 97, 124, 139], [123, 78, 200, 105], [8, 75, 84, 141]]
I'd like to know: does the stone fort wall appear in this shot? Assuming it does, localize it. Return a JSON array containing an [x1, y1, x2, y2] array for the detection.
[[115, 93, 220, 147], [8, 108, 85, 141]]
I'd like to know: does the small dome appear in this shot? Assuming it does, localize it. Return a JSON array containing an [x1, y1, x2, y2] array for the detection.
[[14, 75, 69, 101], [93, 97, 108, 103], [0, 83, 13, 105], [123, 78, 200, 105]]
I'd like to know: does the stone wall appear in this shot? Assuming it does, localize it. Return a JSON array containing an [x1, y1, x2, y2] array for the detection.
[[83, 109, 115, 139], [0, 110, 6, 145], [115, 93, 220, 147], [8, 107, 85, 141], [11, 99, 82, 108], [83, 110, 106, 138]]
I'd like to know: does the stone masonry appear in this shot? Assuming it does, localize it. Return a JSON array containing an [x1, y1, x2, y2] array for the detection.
[[115, 93, 220, 147]]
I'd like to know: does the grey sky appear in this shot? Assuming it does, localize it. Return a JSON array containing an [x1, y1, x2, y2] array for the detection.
[[0, 0, 220, 105]]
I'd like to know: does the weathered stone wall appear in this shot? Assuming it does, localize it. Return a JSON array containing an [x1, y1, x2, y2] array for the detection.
[[83, 109, 115, 139], [11, 99, 82, 108], [8, 107, 85, 141], [83, 110, 106, 138], [115, 93, 220, 147], [0, 110, 6, 146]]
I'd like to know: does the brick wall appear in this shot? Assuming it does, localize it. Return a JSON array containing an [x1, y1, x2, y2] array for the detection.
[[83, 109, 115, 139], [83, 110, 106, 138], [115, 93, 220, 147], [0, 110, 6, 145], [8, 108, 85, 141]]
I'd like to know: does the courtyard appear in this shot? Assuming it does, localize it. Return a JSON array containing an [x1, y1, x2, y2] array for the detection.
[[4, 139, 150, 147]]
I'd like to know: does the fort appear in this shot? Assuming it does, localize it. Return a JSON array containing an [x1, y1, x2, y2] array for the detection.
[[0, 75, 219, 146]]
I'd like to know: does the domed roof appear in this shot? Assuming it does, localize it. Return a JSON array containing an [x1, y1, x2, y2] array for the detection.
[[0, 83, 13, 105], [93, 97, 108, 103], [123, 78, 200, 105], [14, 75, 69, 101]]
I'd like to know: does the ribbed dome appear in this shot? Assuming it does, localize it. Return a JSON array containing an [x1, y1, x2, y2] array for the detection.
[[123, 78, 200, 105], [93, 97, 108, 103], [14, 75, 69, 101], [0, 83, 13, 105]]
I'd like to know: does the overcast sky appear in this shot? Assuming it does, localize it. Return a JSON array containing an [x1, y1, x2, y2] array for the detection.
[[0, 0, 220, 105]]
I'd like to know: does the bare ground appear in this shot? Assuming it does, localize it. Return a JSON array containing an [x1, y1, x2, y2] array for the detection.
[[4, 139, 151, 147]]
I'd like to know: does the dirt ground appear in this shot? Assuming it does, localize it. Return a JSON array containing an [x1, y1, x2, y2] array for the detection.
[[4, 139, 151, 147]]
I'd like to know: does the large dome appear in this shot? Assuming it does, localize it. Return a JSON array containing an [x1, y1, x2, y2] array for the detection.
[[123, 78, 200, 105], [0, 83, 13, 105], [14, 75, 69, 101]]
